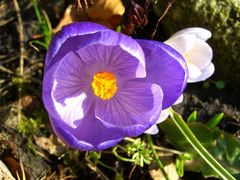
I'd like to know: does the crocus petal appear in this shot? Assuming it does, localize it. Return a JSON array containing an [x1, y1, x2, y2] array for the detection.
[[43, 52, 93, 128], [188, 62, 215, 83], [95, 81, 163, 137], [174, 94, 184, 105], [170, 27, 212, 41], [45, 22, 109, 71], [187, 63, 202, 81], [137, 40, 188, 109], [186, 39, 213, 69], [45, 22, 146, 78], [145, 109, 170, 134], [76, 38, 146, 79], [144, 125, 159, 134], [164, 34, 196, 55], [49, 109, 123, 151]]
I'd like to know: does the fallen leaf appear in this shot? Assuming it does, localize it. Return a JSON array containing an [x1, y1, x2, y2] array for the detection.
[[87, 0, 124, 20], [3, 157, 30, 180], [54, 0, 124, 32], [34, 135, 66, 155], [0, 160, 15, 180], [149, 157, 179, 180], [53, 4, 87, 33]]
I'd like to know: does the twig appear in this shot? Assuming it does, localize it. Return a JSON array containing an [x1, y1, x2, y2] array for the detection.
[[0, 65, 14, 74], [12, 0, 24, 123], [150, 0, 174, 39], [128, 165, 137, 179], [0, 56, 18, 65]]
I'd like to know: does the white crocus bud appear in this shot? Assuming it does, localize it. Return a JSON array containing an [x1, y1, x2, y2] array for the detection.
[[165, 28, 214, 83], [145, 28, 214, 135]]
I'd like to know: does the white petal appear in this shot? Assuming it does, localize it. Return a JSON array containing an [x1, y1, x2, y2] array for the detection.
[[145, 125, 159, 134], [187, 63, 202, 82], [170, 27, 212, 41], [165, 34, 196, 55], [144, 109, 170, 134], [188, 63, 215, 83], [185, 39, 213, 69], [156, 109, 170, 123], [173, 94, 184, 105]]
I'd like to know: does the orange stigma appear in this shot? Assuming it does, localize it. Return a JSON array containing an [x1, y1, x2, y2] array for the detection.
[[91, 72, 117, 100]]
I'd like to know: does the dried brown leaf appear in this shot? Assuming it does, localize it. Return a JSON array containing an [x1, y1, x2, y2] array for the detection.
[[34, 135, 66, 155], [0, 160, 15, 180], [87, 0, 124, 20], [54, 0, 124, 32], [149, 157, 180, 180]]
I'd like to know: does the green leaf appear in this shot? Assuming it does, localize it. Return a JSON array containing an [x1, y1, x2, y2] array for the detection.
[[115, 25, 122, 32], [206, 113, 224, 129], [187, 111, 197, 122], [32, 0, 52, 48], [175, 157, 184, 177], [160, 118, 240, 178]]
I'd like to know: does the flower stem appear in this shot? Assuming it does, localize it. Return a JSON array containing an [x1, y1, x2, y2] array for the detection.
[[112, 145, 135, 163], [146, 134, 170, 180], [168, 107, 235, 180]]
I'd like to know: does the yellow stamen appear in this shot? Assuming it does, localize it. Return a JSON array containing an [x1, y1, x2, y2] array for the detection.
[[91, 71, 117, 100]]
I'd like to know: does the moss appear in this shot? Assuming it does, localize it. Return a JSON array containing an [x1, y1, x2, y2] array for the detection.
[[154, 0, 240, 88], [18, 115, 42, 137]]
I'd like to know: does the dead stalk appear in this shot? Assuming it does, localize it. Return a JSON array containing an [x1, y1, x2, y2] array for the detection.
[[12, 0, 24, 122], [150, 0, 174, 39]]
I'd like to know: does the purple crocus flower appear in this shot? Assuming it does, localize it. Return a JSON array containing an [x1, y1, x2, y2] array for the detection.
[[42, 22, 188, 151]]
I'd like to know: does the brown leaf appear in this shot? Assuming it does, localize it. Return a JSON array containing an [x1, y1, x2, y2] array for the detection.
[[53, 4, 88, 33], [0, 160, 15, 180], [87, 0, 124, 20], [3, 157, 30, 180], [149, 157, 180, 180], [54, 0, 124, 32], [34, 135, 66, 155]]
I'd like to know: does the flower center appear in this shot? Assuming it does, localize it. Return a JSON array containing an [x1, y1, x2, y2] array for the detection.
[[91, 71, 117, 100]]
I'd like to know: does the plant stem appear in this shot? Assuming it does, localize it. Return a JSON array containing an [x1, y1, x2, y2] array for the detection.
[[112, 145, 135, 163], [124, 137, 183, 155], [168, 107, 235, 180], [146, 134, 170, 180]]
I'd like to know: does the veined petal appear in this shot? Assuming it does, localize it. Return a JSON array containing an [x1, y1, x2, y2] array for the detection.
[[95, 81, 163, 137], [170, 27, 212, 41], [77, 39, 146, 79], [137, 40, 188, 109], [164, 34, 196, 55], [46, 22, 146, 78], [45, 22, 109, 71], [185, 39, 213, 69], [49, 109, 123, 151], [42, 52, 93, 128]]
